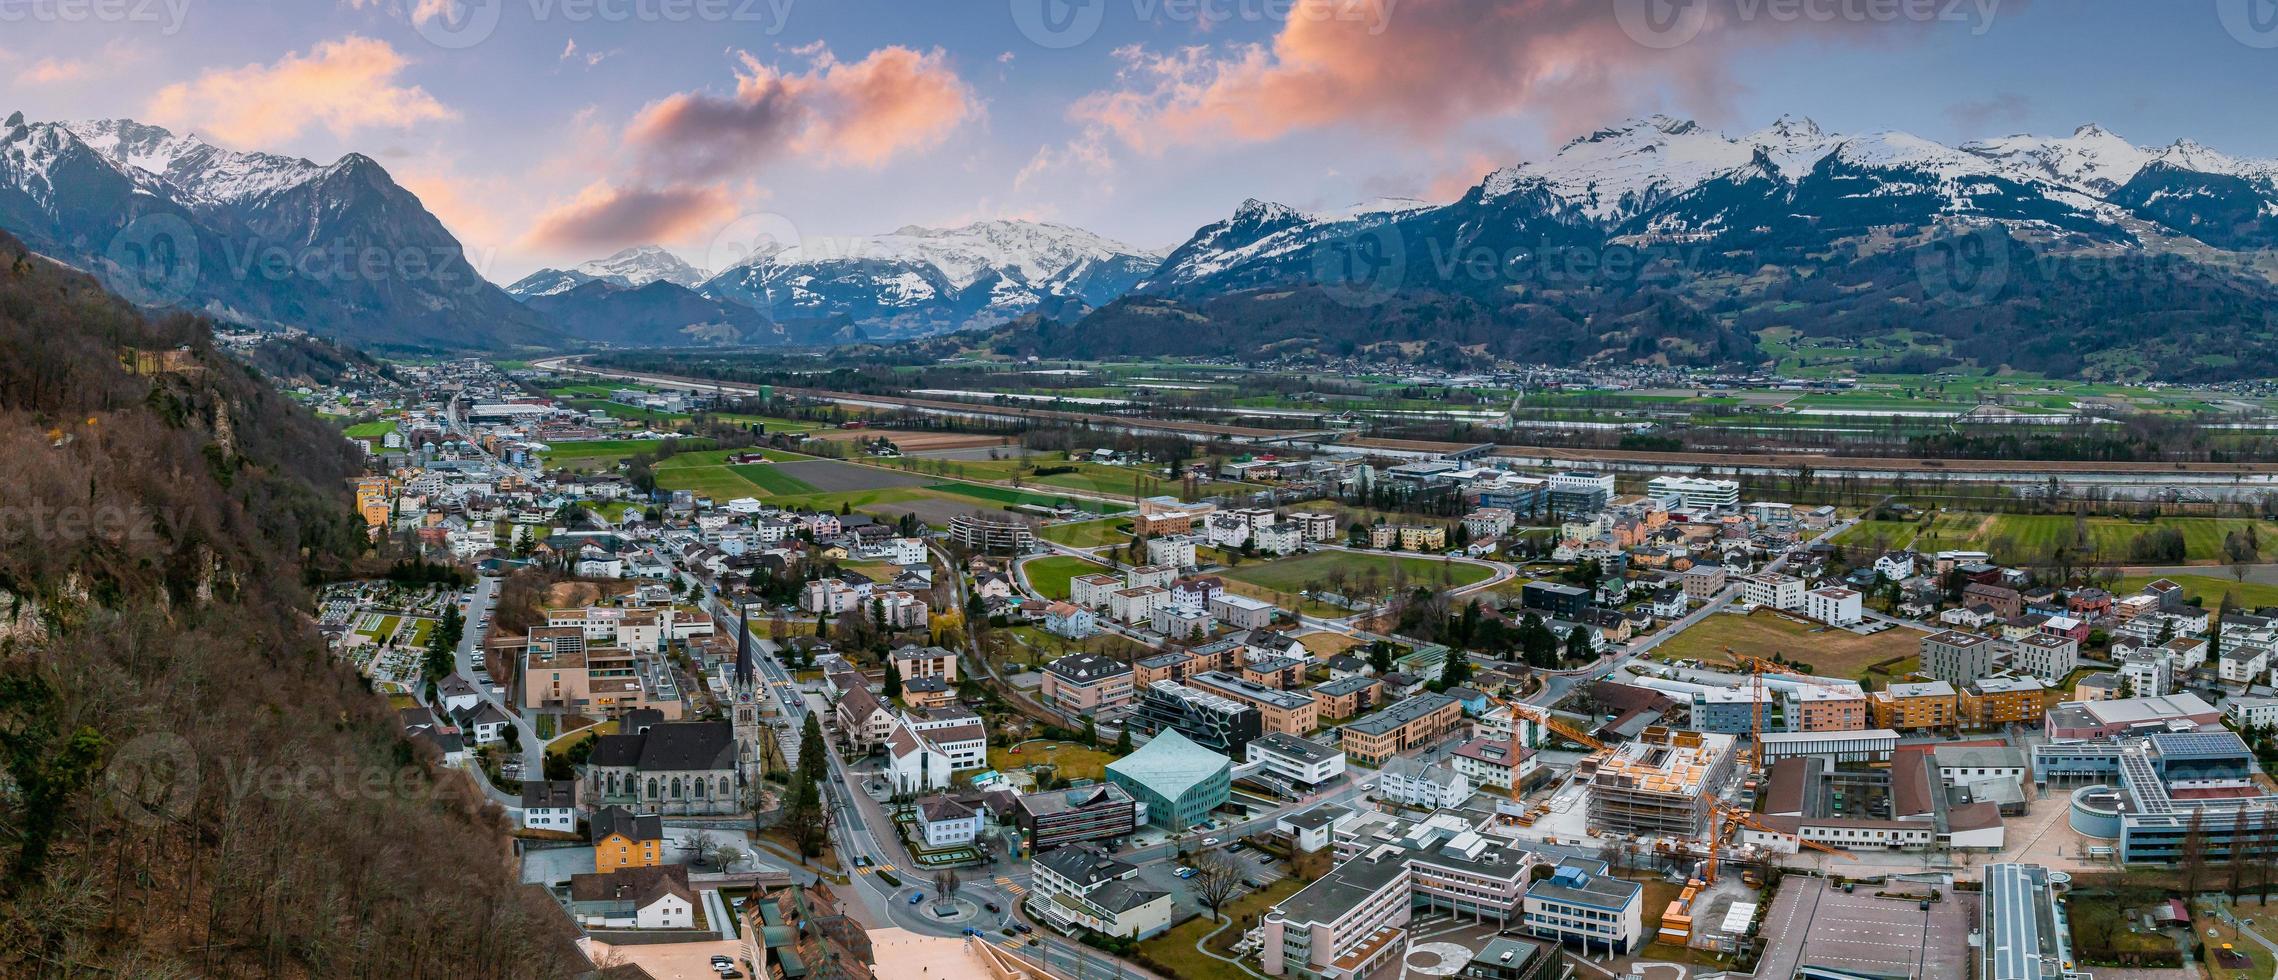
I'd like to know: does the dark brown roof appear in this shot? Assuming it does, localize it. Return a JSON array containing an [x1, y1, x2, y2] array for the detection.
[[568, 864, 692, 907]]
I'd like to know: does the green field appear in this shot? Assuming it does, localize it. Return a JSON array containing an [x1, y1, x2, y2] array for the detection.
[[729, 463, 819, 495], [1221, 550, 1494, 597], [1838, 513, 2278, 565], [1039, 517, 1134, 548], [541, 438, 688, 463], [926, 483, 1116, 514], [1022, 555, 1113, 601], [2116, 574, 2278, 609], [343, 419, 397, 438]]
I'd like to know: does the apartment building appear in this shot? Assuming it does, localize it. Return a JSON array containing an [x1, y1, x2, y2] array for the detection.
[[1110, 586, 1170, 625], [1039, 652, 1134, 716], [889, 644, 960, 683], [1341, 693, 1464, 766], [1523, 858, 1645, 955], [1028, 845, 1172, 940], [1681, 564, 1727, 601], [1804, 587, 1863, 627], [1872, 681, 1960, 730], [1189, 670, 1320, 736], [1071, 573, 1124, 611], [2005, 632, 2079, 684], [1645, 476, 1739, 511], [1739, 573, 1805, 611], [1921, 631, 1998, 685], [1962, 677, 2046, 728]]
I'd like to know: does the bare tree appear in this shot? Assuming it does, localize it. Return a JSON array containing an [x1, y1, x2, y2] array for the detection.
[[2182, 809, 2210, 899], [1191, 854, 1243, 923]]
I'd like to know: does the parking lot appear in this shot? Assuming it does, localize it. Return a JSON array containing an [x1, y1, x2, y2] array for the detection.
[[1755, 879, 1975, 980]]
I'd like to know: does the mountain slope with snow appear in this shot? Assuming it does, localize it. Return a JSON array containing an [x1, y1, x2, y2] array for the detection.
[[700, 219, 1164, 336]]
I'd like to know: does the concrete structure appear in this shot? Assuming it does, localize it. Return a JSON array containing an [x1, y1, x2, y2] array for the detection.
[[1756, 729, 1900, 765], [1027, 845, 1173, 939], [1739, 572, 1805, 611], [1134, 680, 1261, 755], [1582, 727, 1736, 836], [1523, 858, 1644, 955], [947, 514, 1036, 553], [1104, 728, 1231, 830], [1646, 475, 1739, 511], [2043, 692, 2220, 740]]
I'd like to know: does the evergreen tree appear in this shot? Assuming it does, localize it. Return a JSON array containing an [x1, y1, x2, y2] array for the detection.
[[1441, 646, 1472, 688], [1115, 726, 1133, 754], [1366, 641, 1395, 676], [884, 659, 904, 700], [1565, 626, 1593, 663]]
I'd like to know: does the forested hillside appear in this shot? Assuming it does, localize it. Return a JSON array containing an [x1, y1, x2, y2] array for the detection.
[[0, 231, 585, 977]]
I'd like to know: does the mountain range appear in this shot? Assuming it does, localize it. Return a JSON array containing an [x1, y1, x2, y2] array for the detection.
[[8, 110, 2278, 377]]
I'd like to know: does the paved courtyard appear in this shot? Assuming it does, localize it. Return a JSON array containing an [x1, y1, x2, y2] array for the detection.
[[1756, 879, 1975, 980]]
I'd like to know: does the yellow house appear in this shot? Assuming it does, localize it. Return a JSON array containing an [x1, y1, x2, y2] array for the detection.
[[1368, 524, 1398, 549], [1398, 525, 1446, 551], [592, 806, 664, 874], [1871, 681, 1959, 731]]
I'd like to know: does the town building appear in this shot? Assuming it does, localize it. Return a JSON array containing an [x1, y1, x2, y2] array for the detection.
[[1016, 783, 1141, 852], [1342, 693, 1465, 766], [1134, 680, 1262, 755], [1189, 670, 1320, 736], [1028, 845, 1173, 939], [1039, 652, 1134, 716], [1921, 630, 1998, 685], [1583, 727, 1736, 836], [1104, 728, 1232, 830], [1246, 732, 1348, 789]]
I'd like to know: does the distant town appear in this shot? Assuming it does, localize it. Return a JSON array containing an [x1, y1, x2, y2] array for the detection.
[[302, 353, 2278, 980]]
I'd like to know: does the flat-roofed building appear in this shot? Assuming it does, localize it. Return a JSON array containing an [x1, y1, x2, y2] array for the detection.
[[1873, 681, 1959, 730], [1135, 680, 1261, 755], [1922, 630, 1998, 684], [1246, 732, 1346, 788], [1583, 727, 1736, 836], [1963, 677, 2046, 728], [1016, 783, 1140, 852], [1039, 652, 1133, 716], [1190, 670, 1319, 737], [1523, 858, 1644, 955], [1979, 863, 2084, 980], [1341, 693, 1464, 766]]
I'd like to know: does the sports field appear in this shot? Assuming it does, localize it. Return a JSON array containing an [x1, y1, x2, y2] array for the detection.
[[1039, 517, 1133, 548]]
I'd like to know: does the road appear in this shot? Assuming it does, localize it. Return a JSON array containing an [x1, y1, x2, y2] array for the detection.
[[455, 574, 546, 797]]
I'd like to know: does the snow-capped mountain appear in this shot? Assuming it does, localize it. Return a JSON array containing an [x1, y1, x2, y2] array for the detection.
[[506, 245, 710, 298], [701, 219, 1164, 336], [0, 114, 554, 350], [1144, 115, 2278, 298]]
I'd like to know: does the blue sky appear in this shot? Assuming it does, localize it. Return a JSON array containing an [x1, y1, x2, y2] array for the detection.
[[5, 0, 2273, 281]]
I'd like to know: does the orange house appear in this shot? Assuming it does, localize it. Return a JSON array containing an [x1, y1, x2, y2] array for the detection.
[[592, 806, 664, 874]]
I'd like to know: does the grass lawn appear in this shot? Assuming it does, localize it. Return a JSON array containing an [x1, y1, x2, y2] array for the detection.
[[989, 741, 1118, 782], [1023, 555, 1113, 601], [1039, 517, 1134, 548], [1138, 878, 1306, 978], [765, 487, 932, 514], [2117, 574, 2278, 609], [1297, 632, 1365, 658], [1650, 610, 1920, 681], [343, 419, 397, 438], [2199, 912, 2275, 980], [1221, 550, 1492, 596], [564, 398, 691, 424]]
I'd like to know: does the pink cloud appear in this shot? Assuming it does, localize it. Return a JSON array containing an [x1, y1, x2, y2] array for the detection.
[[521, 182, 738, 252], [626, 45, 977, 178], [1072, 0, 1942, 154], [145, 36, 454, 147]]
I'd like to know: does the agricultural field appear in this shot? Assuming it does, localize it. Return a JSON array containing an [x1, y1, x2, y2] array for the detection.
[[1838, 512, 2278, 565], [926, 483, 1116, 514], [1039, 517, 1134, 548], [1022, 555, 1113, 601], [1649, 610, 1919, 681], [541, 438, 689, 465], [729, 463, 819, 496]]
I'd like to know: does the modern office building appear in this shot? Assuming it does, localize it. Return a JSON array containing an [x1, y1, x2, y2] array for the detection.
[[1134, 680, 1262, 755], [1245, 732, 1347, 788], [1341, 692, 1465, 766], [1014, 783, 1141, 852], [2038, 730, 2278, 864], [1522, 858, 1645, 955], [1189, 670, 1320, 736], [1105, 728, 1231, 830], [1645, 476, 1739, 511]]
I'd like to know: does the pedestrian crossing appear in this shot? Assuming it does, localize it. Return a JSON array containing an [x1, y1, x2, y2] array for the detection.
[[994, 875, 1028, 896], [856, 863, 898, 876], [995, 937, 1026, 953]]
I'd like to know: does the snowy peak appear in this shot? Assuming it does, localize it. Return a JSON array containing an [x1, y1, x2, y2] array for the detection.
[[1962, 125, 2154, 195], [729, 218, 1158, 292], [66, 118, 322, 205], [578, 245, 710, 289]]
